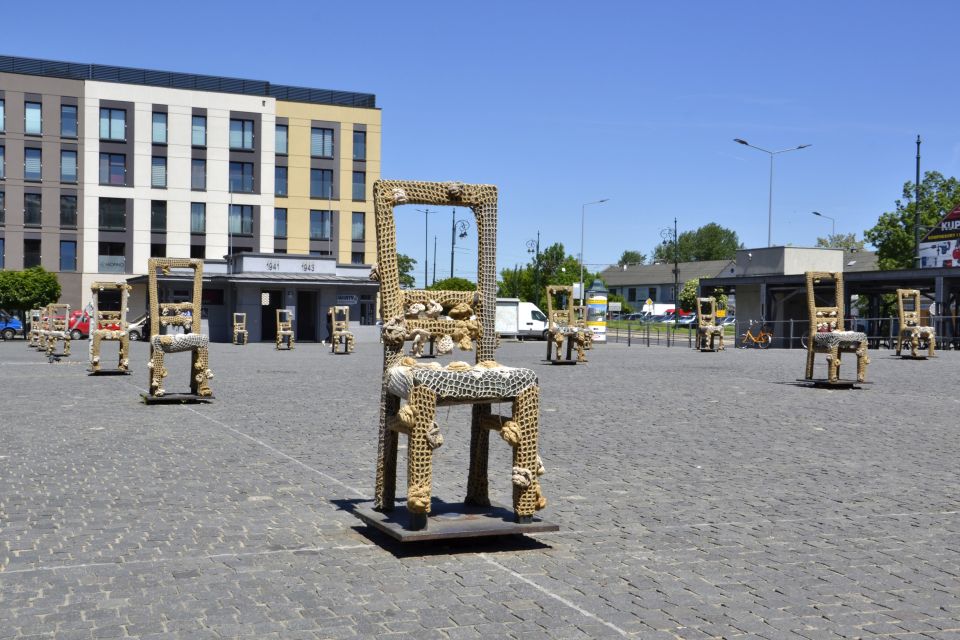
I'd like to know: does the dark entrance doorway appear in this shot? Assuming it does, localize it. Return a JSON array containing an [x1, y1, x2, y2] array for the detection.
[[260, 289, 283, 341], [297, 291, 317, 341]]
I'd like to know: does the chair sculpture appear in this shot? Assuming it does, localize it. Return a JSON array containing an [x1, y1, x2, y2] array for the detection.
[[45, 303, 72, 359], [145, 258, 213, 401], [27, 309, 42, 348], [329, 306, 355, 354], [695, 296, 725, 352], [368, 179, 550, 537], [804, 271, 869, 384], [232, 313, 248, 345], [575, 305, 594, 350], [89, 281, 132, 374], [896, 288, 935, 358], [275, 309, 294, 350], [545, 285, 587, 363]]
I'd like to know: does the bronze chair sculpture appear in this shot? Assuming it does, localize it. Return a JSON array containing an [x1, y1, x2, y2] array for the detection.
[[804, 271, 869, 384], [371, 179, 548, 534], [89, 281, 132, 374], [545, 285, 587, 363], [329, 306, 355, 354], [45, 303, 71, 359], [574, 305, 594, 350], [276, 309, 294, 350], [27, 309, 43, 348], [145, 258, 213, 401], [896, 288, 935, 358], [695, 296, 724, 352], [232, 313, 248, 345]]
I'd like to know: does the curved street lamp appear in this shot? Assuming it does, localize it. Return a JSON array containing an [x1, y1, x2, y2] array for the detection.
[[811, 211, 835, 237], [580, 199, 609, 304], [734, 138, 811, 247]]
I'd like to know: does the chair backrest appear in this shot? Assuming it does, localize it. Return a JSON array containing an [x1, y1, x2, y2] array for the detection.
[[897, 289, 922, 327], [805, 271, 845, 337], [148, 258, 203, 336], [47, 303, 70, 332], [329, 305, 350, 331], [233, 313, 246, 329], [373, 180, 498, 365], [545, 285, 575, 331], [276, 309, 292, 330], [90, 281, 131, 331], [696, 297, 716, 327]]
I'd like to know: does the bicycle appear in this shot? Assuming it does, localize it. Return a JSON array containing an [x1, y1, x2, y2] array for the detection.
[[740, 320, 773, 349]]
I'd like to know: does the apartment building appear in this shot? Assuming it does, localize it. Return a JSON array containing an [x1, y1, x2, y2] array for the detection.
[[0, 55, 380, 336]]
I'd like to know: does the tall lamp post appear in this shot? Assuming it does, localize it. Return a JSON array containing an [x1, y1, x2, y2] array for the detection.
[[415, 208, 433, 288], [811, 211, 835, 237], [734, 138, 811, 247], [660, 219, 679, 317], [914, 135, 922, 269], [526, 232, 541, 302], [580, 198, 609, 304], [450, 210, 470, 279]]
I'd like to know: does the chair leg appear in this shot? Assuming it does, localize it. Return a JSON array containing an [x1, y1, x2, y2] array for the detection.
[[805, 347, 815, 380], [928, 331, 936, 357], [856, 340, 869, 383], [375, 393, 399, 511], [512, 386, 542, 520], [406, 386, 437, 519], [829, 347, 841, 383], [90, 333, 102, 372], [149, 349, 166, 396], [910, 331, 919, 358], [119, 335, 129, 371], [466, 404, 491, 507], [896, 332, 903, 356]]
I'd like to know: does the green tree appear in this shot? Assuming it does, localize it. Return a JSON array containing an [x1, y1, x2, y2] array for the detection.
[[497, 242, 596, 308], [653, 223, 741, 263], [864, 171, 960, 270], [0, 267, 62, 312], [427, 277, 475, 291], [678, 278, 728, 313], [816, 233, 866, 251], [397, 253, 417, 288], [617, 250, 646, 266]]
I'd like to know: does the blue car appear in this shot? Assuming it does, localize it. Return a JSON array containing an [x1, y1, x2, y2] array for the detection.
[[0, 310, 24, 340]]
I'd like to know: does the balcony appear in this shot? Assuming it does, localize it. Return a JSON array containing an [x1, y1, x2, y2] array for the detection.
[[98, 255, 126, 273]]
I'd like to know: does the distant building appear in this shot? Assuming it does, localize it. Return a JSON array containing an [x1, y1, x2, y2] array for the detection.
[[600, 259, 735, 305]]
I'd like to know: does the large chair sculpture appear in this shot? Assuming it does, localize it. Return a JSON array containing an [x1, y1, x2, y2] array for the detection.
[[545, 285, 587, 363], [89, 281, 132, 374], [329, 306, 355, 354], [45, 303, 71, 359], [27, 309, 42, 348], [232, 313, 248, 345], [896, 288, 935, 358], [275, 309, 294, 350], [804, 271, 869, 384], [695, 296, 724, 352], [145, 258, 213, 401], [575, 305, 594, 350], [372, 179, 548, 534]]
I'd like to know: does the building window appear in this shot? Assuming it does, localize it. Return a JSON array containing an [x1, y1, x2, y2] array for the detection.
[[229, 119, 254, 150], [24, 148, 42, 181], [24, 239, 41, 268], [627, 288, 636, 302], [310, 127, 334, 157], [0, 145, 6, 179], [99, 107, 126, 141], [151, 200, 166, 232], [351, 251, 365, 265], [229, 204, 253, 236], [24, 102, 42, 135], [310, 169, 333, 199], [60, 150, 77, 183], [352, 171, 365, 201], [190, 202, 205, 234], [60, 241, 77, 272], [0, 99, 4, 132], [0, 191, 4, 225], [98, 241, 126, 273], [151, 156, 167, 188], [99, 198, 126, 231], [152, 112, 167, 144], [60, 105, 77, 138], [99, 153, 126, 186], [310, 209, 332, 240], [190, 244, 205, 259], [229, 162, 254, 193], [352, 212, 365, 241], [151, 242, 165, 258], [276, 124, 288, 154], [60, 195, 77, 228], [648, 287, 657, 302], [275, 166, 287, 196], [190, 158, 206, 191], [274, 208, 287, 238], [192, 115, 206, 146], [24, 193, 41, 226], [353, 130, 366, 160]]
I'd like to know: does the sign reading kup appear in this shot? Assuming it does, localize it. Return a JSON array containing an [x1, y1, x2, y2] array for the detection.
[[920, 205, 960, 268]]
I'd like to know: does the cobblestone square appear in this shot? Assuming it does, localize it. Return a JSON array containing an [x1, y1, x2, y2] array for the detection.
[[2, 339, 959, 639]]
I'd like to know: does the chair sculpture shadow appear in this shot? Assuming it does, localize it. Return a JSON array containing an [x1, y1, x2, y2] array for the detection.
[[896, 288, 935, 358], [89, 281, 132, 374], [276, 309, 294, 350], [695, 296, 724, 352], [329, 306, 355, 354], [145, 258, 213, 401], [372, 179, 547, 533], [545, 285, 587, 363], [45, 303, 72, 359], [233, 313, 248, 345], [804, 271, 869, 384]]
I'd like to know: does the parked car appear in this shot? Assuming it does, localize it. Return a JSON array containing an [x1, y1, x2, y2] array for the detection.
[[0, 310, 24, 340], [67, 310, 121, 340], [676, 313, 698, 326], [127, 314, 149, 341], [662, 311, 694, 325], [719, 315, 736, 327]]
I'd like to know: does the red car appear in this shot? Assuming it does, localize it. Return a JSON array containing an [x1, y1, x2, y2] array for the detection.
[[67, 310, 120, 339]]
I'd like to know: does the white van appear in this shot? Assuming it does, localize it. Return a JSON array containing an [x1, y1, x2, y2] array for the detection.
[[495, 298, 548, 340]]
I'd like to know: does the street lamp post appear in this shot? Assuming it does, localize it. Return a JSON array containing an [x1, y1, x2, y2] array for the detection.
[[580, 198, 609, 305], [450, 210, 470, 279], [526, 232, 540, 302], [734, 138, 811, 247], [415, 208, 433, 288], [811, 211, 835, 237], [660, 218, 679, 317]]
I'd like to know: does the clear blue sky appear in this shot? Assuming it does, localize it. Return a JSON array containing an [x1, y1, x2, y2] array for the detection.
[[6, 1, 960, 286]]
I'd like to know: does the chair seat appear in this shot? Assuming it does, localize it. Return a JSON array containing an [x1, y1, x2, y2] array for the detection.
[[93, 329, 126, 339], [813, 330, 866, 348], [387, 363, 538, 402], [902, 325, 934, 335], [277, 330, 293, 336], [699, 324, 722, 333], [152, 333, 209, 353]]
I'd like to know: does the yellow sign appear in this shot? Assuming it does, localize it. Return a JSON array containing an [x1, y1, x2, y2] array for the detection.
[[716, 309, 727, 318], [645, 298, 653, 306]]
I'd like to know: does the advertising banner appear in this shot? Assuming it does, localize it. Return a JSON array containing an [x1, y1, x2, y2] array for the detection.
[[587, 295, 607, 343], [920, 205, 960, 268]]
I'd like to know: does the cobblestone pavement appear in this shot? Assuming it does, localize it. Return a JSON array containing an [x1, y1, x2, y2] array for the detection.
[[1, 337, 959, 639]]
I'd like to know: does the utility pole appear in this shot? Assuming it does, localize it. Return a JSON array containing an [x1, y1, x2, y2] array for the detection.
[[450, 209, 469, 280], [915, 135, 922, 269], [432, 236, 437, 285], [526, 232, 541, 303], [415, 208, 432, 287], [673, 217, 679, 313]]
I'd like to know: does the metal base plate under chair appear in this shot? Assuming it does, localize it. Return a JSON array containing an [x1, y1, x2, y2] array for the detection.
[[797, 378, 872, 389], [898, 354, 932, 360], [87, 369, 131, 376], [140, 393, 215, 405], [355, 500, 558, 542]]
